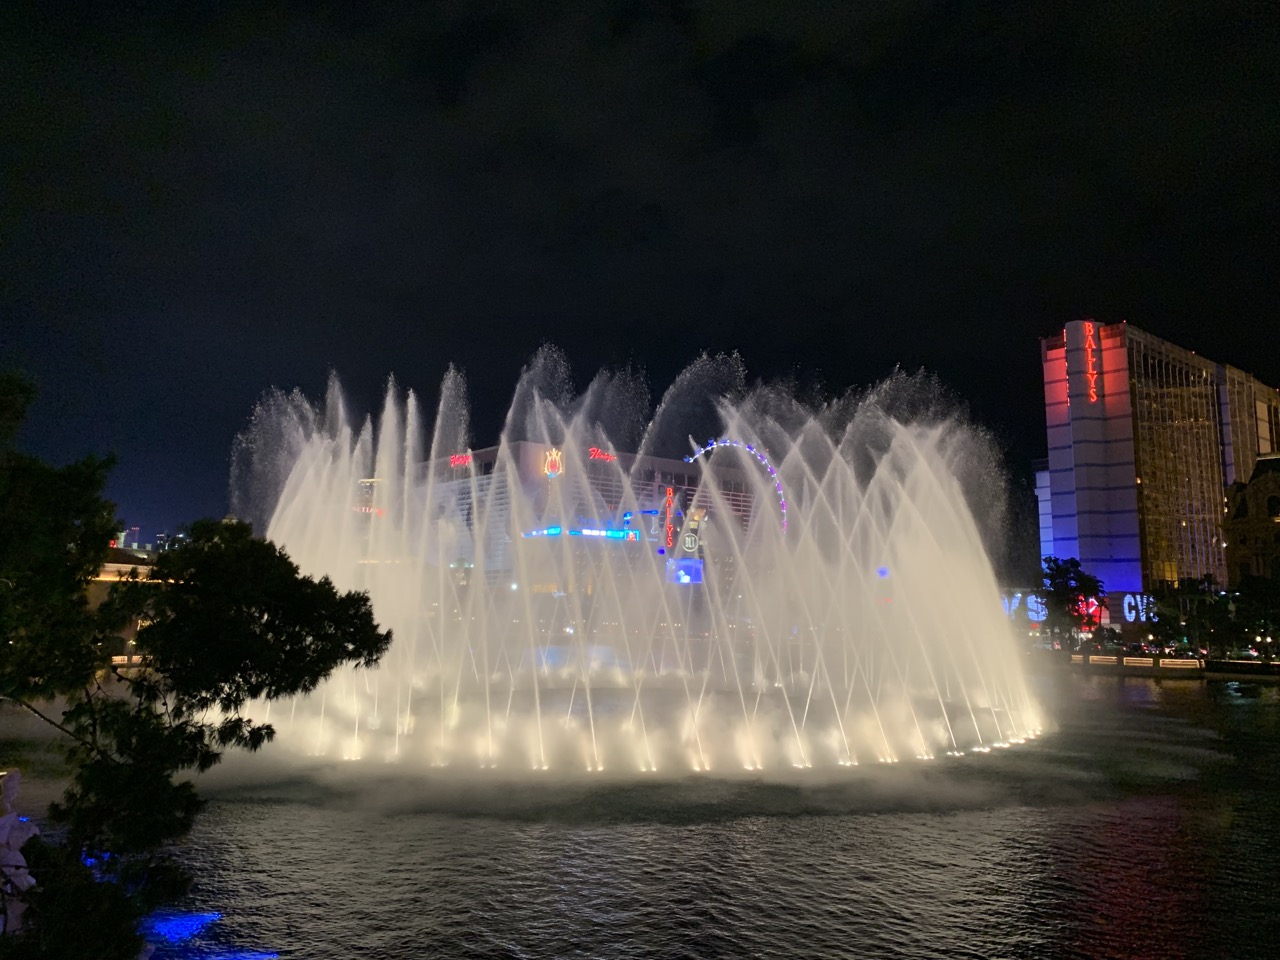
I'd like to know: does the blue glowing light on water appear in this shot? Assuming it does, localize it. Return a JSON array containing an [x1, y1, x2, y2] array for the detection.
[[141, 908, 279, 959], [142, 911, 223, 943]]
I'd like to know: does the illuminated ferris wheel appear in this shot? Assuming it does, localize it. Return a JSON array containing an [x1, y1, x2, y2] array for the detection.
[[684, 438, 788, 532]]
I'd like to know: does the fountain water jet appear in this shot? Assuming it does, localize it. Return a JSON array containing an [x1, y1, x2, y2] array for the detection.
[[231, 352, 1041, 775]]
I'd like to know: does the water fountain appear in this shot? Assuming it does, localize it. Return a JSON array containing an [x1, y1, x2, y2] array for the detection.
[[230, 349, 1040, 775]]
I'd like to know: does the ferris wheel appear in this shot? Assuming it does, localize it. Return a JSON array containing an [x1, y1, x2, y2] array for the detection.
[[684, 437, 788, 532]]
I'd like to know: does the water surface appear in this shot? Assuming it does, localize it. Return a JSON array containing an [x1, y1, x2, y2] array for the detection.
[[167, 674, 1280, 959]]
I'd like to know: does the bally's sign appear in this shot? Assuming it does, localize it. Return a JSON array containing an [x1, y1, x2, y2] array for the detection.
[[1083, 320, 1100, 403]]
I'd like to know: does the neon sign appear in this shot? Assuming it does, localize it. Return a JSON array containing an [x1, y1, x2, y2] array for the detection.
[[587, 447, 616, 462], [1077, 595, 1103, 629], [544, 448, 563, 478], [1122, 593, 1158, 623], [1083, 320, 1100, 403], [1002, 592, 1048, 623], [523, 525, 638, 541], [664, 486, 675, 549], [449, 453, 472, 468]]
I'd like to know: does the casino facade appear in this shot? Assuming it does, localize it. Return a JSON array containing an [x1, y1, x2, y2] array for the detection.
[[1036, 320, 1280, 615]]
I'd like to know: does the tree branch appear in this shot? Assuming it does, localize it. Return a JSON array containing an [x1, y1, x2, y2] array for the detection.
[[10, 698, 98, 753]]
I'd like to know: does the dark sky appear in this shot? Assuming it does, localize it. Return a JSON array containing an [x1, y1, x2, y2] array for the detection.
[[4, 0, 1277, 540]]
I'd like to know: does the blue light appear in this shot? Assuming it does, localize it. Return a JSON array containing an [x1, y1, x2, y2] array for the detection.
[[142, 911, 222, 944], [666, 557, 704, 584], [565, 527, 636, 540], [657, 548, 665, 555], [545, 526, 561, 536], [877, 566, 889, 579]]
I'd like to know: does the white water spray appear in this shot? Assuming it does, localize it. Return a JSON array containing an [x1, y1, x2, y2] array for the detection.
[[232, 353, 1041, 775]]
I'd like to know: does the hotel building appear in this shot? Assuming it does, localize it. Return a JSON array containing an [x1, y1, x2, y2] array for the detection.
[[1223, 453, 1280, 585], [1038, 320, 1280, 598]]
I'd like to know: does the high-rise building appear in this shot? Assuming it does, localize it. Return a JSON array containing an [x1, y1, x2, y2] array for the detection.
[[1038, 320, 1280, 597], [1224, 453, 1280, 585]]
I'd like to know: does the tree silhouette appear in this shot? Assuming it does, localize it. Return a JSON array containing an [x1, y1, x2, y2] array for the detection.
[[1036, 557, 1106, 646], [1, 373, 391, 958]]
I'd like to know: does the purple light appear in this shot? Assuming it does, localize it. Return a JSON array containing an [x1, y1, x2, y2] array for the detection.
[[688, 436, 787, 532]]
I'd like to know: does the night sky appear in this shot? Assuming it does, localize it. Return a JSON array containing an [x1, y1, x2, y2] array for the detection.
[[4, 1, 1277, 541]]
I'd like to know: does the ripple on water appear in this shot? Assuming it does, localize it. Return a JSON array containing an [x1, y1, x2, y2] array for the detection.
[[158, 680, 1280, 959]]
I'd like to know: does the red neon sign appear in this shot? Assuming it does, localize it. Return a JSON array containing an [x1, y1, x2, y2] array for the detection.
[[544, 448, 564, 478], [449, 453, 472, 468], [664, 486, 675, 549], [1063, 336, 1070, 408], [1076, 595, 1102, 629], [1083, 321, 1099, 403], [587, 446, 616, 462]]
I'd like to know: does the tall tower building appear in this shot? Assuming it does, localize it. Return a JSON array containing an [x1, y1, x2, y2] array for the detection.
[[1039, 320, 1280, 595]]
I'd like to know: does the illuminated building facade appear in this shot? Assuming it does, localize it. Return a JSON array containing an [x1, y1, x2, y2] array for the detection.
[[1039, 320, 1280, 597]]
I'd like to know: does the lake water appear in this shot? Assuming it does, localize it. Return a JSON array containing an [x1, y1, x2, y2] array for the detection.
[[157, 673, 1280, 959]]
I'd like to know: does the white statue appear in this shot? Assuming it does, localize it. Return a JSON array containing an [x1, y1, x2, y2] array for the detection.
[[0, 769, 39, 935]]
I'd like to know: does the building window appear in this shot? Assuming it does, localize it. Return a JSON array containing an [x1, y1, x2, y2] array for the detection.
[[1268, 495, 1280, 518]]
